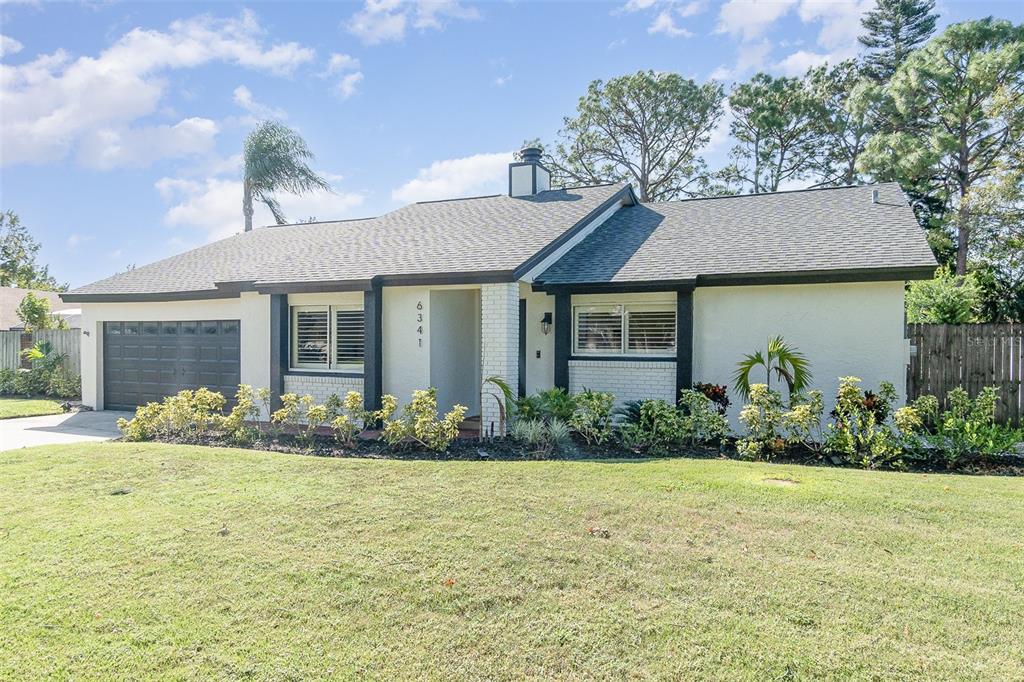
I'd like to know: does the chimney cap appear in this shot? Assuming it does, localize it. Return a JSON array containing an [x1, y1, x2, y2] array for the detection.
[[519, 146, 542, 164]]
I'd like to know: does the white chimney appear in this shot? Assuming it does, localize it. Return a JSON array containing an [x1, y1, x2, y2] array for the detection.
[[509, 146, 551, 197]]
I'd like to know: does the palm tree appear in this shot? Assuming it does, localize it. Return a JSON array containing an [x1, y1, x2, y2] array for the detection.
[[243, 121, 332, 232], [732, 336, 812, 400]]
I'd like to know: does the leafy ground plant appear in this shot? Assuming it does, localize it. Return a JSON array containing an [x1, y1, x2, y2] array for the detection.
[[510, 418, 573, 458], [378, 388, 467, 452], [568, 389, 614, 444]]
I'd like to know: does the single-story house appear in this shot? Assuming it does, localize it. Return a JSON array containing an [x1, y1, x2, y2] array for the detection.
[[0, 287, 78, 331], [62, 148, 937, 432]]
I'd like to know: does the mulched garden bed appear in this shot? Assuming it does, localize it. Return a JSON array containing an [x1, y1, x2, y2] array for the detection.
[[146, 430, 1024, 476]]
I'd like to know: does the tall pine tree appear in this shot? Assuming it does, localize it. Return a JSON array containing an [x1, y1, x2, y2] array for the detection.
[[859, 0, 939, 80]]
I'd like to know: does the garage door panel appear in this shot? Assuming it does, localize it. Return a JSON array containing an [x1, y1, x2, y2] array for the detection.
[[104, 319, 241, 410]]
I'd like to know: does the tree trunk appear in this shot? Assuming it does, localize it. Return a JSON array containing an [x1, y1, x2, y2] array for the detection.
[[956, 200, 970, 276], [243, 176, 254, 232]]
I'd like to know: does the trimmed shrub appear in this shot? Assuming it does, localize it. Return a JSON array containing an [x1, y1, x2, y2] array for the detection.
[[510, 418, 573, 458], [569, 389, 615, 445], [378, 388, 467, 452]]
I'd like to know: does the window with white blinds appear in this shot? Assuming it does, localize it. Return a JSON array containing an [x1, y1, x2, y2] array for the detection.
[[291, 305, 364, 370], [573, 304, 676, 356]]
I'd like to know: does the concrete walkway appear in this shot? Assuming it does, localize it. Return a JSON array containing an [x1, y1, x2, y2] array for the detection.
[[0, 410, 132, 451]]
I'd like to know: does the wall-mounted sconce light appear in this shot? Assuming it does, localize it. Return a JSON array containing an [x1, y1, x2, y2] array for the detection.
[[540, 312, 552, 335]]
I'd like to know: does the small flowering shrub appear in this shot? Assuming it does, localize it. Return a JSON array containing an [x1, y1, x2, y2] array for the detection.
[[221, 385, 269, 445], [117, 387, 227, 441], [909, 387, 1022, 466], [271, 393, 326, 445], [781, 390, 824, 452], [569, 389, 615, 445], [736, 384, 785, 460], [824, 377, 903, 469], [378, 388, 467, 452], [329, 391, 372, 448]]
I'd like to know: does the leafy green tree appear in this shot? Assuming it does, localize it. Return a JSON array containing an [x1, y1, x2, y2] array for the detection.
[[243, 121, 332, 232], [720, 73, 818, 194], [545, 71, 724, 202], [857, 18, 1024, 275], [0, 211, 64, 291], [16, 292, 67, 331], [733, 336, 813, 401], [906, 266, 980, 324], [806, 60, 872, 186], [859, 0, 939, 81], [968, 168, 1024, 321]]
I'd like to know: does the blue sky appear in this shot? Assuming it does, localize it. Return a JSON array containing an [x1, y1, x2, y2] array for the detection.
[[2, 0, 1021, 288]]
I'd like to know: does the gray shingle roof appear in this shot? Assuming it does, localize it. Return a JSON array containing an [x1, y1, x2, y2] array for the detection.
[[66, 183, 628, 298], [535, 183, 937, 286]]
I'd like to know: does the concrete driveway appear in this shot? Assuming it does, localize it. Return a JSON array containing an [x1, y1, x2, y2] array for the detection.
[[0, 410, 132, 451]]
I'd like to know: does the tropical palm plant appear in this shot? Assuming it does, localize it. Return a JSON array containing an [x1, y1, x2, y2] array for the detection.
[[732, 336, 812, 401], [242, 121, 332, 232]]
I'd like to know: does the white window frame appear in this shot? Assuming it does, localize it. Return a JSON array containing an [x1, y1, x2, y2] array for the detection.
[[290, 304, 365, 372], [572, 303, 676, 357]]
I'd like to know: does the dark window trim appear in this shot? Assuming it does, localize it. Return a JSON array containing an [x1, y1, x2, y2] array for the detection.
[[568, 355, 676, 363], [285, 370, 364, 379]]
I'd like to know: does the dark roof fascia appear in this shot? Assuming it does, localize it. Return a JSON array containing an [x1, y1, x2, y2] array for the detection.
[[695, 265, 937, 287], [255, 279, 374, 295], [532, 265, 936, 293], [376, 270, 517, 287], [511, 184, 637, 281], [60, 288, 242, 303], [533, 279, 697, 294]]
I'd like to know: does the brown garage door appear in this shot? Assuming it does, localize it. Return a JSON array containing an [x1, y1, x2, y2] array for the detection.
[[103, 320, 241, 410]]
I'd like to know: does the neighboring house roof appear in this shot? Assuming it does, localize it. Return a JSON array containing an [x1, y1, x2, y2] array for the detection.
[[63, 183, 632, 301], [534, 183, 937, 289], [0, 287, 75, 330]]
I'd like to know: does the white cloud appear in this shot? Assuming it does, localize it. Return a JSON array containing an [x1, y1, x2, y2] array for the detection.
[[391, 151, 513, 204], [711, 38, 773, 81], [774, 49, 830, 75], [324, 53, 364, 99], [0, 10, 315, 167], [648, 10, 694, 38], [678, 1, 706, 17], [232, 85, 286, 119], [156, 168, 365, 241], [0, 34, 24, 58], [327, 53, 361, 73], [608, 37, 628, 50], [621, 0, 658, 11], [493, 73, 512, 86], [77, 117, 219, 169], [717, 0, 797, 41], [336, 71, 364, 98], [797, 0, 872, 51], [347, 0, 479, 45]]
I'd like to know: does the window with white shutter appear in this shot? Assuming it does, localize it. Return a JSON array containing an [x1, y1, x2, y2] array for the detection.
[[291, 305, 364, 371], [573, 303, 675, 356]]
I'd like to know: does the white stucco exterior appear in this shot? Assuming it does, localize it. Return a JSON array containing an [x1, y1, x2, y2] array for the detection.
[[76, 276, 909, 438], [693, 281, 909, 425], [78, 292, 272, 414]]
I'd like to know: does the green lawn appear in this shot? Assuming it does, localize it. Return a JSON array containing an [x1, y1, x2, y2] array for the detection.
[[1, 444, 1022, 680], [0, 397, 64, 419]]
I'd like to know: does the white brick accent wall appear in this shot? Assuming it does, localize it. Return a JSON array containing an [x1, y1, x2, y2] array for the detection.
[[284, 373, 364, 404], [480, 282, 519, 436], [568, 360, 676, 410]]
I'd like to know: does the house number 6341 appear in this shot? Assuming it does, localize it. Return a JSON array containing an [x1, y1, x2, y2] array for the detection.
[[416, 301, 423, 347]]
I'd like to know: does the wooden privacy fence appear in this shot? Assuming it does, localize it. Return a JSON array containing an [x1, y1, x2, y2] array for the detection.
[[0, 329, 81, 376], [907, 323, 1022, 427]]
